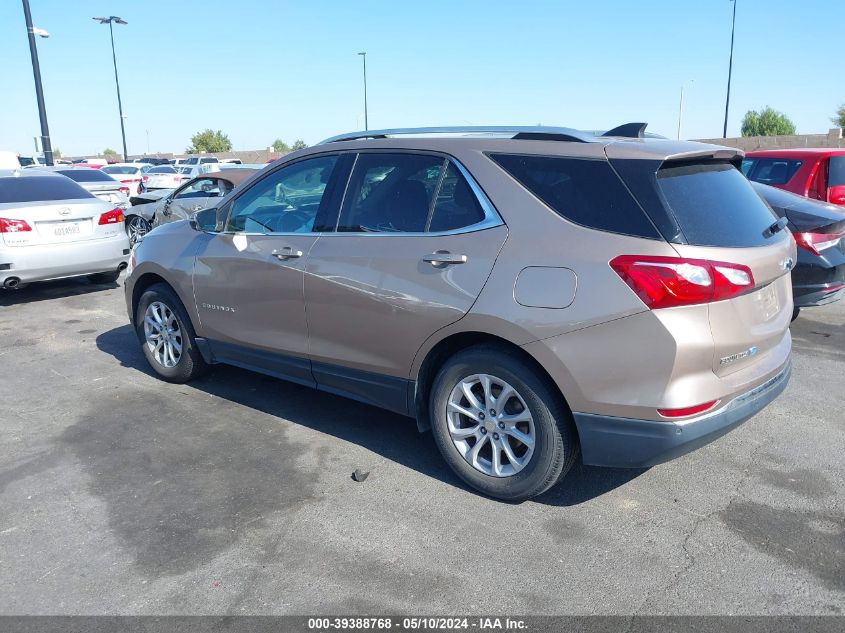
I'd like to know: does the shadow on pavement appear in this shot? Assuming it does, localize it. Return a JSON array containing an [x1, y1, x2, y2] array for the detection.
[[94, 325, 644, 512], [0, 277, 119, 307]]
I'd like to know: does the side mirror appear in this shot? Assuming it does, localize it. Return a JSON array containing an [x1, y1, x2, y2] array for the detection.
[[828, 185, 845, 206], [189, 207, 219, 232]]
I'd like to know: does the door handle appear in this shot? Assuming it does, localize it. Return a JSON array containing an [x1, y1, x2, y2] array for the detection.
[[422, 251, 468, 267], [190, 205, 205, 211], [272, 247, 303, 260]]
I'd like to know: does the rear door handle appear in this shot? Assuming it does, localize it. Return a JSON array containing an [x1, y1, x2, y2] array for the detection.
[[272, 247, 303, 260], [423, 251, 468, 267]]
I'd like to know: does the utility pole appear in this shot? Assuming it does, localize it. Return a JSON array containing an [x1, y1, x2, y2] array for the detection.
[[358, 52, 368, 131], [723, 0, 737, 138], [94, 16, 129, 161], [22, 0, 54, 165]]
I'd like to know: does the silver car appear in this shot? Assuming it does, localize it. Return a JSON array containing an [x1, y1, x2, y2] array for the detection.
[[0, 171, 130, 290], [33, 166, 130, 209]]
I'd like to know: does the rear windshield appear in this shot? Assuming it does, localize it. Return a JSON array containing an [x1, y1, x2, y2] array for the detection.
[[829, 156, 845, 187], [57, 169, 116, 183], [745, 158, 803, 185], [102, 166, 138, 175], [489, 154, 660, 239], [149, 166, 176, 174], [657, 162, 779, 247], [0, 176, 93, 203]]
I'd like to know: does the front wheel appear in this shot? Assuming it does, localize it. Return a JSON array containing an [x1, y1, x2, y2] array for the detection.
[[135, 283, 208, 383], [126, 215, 151, 246], [429, 345, 578, 502], [791, 307, 801, 322]]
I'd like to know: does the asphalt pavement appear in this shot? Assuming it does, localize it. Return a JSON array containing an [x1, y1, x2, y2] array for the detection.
[[0, 277, 842, 615]]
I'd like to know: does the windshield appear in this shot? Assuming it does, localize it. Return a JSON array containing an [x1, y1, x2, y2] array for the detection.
[[103, 166, 138, 175]]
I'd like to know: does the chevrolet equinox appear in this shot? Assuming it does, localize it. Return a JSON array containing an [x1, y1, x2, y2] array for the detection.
[[125, 124, 795, 501]]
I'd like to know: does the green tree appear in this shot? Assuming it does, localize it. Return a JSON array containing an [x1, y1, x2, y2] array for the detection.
[[741, 107, 796, 137], [187, 129, 232, 154], [831, 104, 845, 128], [291, 139, 308, 151], [272, 138, 291, 153], [103, 148, 117, 156], [52, 148, 62, 158]]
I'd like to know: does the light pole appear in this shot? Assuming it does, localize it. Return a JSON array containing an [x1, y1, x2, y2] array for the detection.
[[677, 79, 694, 140], [357, 52, 368, 131], [94, 16, 129, 161], [723, 0, 737, 138], [21, 0, 54, 166]]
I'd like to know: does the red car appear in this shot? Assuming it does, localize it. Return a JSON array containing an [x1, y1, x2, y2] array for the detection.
[[743, 149, 845, 206]]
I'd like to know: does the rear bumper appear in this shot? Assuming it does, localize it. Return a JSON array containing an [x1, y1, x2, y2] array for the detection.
[[792, 253, 845, 307], [0, 237, 130, 285], [574, 360, 791, 468]]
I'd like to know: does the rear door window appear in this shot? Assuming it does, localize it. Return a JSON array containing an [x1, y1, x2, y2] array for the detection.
[[657, 162, 779, 247], [428, 162, 486, 232], [0, 176, 93, 202], [489, 154, 660, 239], [337, 153, 444, 233], [746, 158, 803, 185]]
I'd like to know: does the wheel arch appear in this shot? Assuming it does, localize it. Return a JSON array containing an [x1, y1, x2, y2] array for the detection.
[[411, 330, 573, 434]]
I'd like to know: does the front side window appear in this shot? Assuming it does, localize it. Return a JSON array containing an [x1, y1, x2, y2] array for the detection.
[[174, 178, 225, 200], [828, 156, 845, 187], [226, 155, 338, 234]]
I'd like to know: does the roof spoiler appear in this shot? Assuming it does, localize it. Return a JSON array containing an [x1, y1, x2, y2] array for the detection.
[[602, 123, 648, 139]]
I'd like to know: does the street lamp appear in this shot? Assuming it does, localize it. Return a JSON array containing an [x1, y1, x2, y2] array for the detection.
[[93, 16, 129, 161], [357, 52, 368, 131], [21, 0, 54, 166], [677, 79, 694, 140], [723, 0, 737, 138]]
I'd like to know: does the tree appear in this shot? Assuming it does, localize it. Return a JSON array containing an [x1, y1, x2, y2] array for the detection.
[[52, 148, 62, 158], [103, 148, 118, 157], [186, 129, 232, 154], [741, 107, 796, 137], [291, 139, 308, 151], [272, 138, 291, 153], [832, 104, 845, 129]]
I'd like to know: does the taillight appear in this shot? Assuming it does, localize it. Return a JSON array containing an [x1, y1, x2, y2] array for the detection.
[[0, 218, 32, 233], [610, 255, 755, 309], [98, 208, 125, 225], [142, 175, 149, 182], [792, 230, 844, 256], [119, 186, 130, 195], [658, 400, 719, 418]]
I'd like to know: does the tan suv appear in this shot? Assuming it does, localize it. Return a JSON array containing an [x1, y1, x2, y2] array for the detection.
[[125, 124, 795, 501]]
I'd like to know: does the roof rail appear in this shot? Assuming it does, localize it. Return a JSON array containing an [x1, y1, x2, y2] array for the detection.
[[319, 126, 596, 145], [602, 122, 648, 139]]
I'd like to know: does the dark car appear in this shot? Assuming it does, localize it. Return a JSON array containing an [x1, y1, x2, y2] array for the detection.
[[753, 181, 845, 318]]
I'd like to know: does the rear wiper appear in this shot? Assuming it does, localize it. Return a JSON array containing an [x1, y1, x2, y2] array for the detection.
[[762, 216, 789, 239]]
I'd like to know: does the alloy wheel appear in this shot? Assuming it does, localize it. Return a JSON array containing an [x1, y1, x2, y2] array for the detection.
[[143, 301, 183, 368], [446, 374, 536, 477]]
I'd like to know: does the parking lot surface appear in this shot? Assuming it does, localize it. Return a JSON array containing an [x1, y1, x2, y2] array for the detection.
[[0, 277, 843, 615]]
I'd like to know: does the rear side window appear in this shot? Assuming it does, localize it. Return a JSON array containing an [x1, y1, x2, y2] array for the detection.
[[0, 176, 93, 203], [746, 158, 803, 185], [337, 153, 443, 232], [657, 162, 779, 247], [489, 154, 659, 239], [828, 156, 845, 187], [57, 169, 116, 183], [428, 162, 486, 232]]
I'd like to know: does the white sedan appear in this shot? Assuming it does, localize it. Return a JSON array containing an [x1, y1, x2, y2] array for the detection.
[[101, 163, 151, 196], [142, 165, 192, 191]]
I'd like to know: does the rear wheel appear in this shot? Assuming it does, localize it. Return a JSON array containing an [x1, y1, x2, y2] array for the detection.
[[135, 283, 208, 383], [791, 307, 801, 322], [126, 215, 151, 246], [429, 345, 578, 502]]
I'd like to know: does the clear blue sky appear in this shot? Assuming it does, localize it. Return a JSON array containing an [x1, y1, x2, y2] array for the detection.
[[2, 0, 841, 156]]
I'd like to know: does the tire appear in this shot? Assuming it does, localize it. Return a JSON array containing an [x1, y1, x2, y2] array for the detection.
[[791, 307, 801, 322], [126, 215, 152, 246], [429, 344, 578, 502], [135, 282, 208, 383], [87, 269, 121, 284]]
